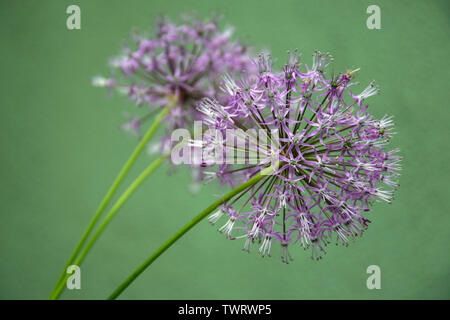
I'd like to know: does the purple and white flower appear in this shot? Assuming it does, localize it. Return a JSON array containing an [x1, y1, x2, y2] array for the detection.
[[196, 51, 401, 262]]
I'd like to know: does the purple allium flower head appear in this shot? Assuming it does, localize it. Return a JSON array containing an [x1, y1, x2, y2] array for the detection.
[[197, 51, 401, 262], [93, 15, 256, 155]]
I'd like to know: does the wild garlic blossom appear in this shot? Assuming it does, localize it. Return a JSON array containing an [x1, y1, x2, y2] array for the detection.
[[197, 52, 401, 262], [93, 16, 256, 154]]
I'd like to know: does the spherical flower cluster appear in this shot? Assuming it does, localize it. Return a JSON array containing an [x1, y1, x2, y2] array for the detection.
[[93, 16, 256, 153], [198, 51, 401, 262]]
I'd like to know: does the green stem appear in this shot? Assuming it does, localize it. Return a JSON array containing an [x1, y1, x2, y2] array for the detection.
[[50, 96, 177, 299], [107, 165, 275, 300], [50, 154, 169, 300]]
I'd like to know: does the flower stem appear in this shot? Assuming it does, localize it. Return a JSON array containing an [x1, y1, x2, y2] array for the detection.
[[107, 165, 275, 300], [50, 153, 169, 299], [50, 96, 177, 299]]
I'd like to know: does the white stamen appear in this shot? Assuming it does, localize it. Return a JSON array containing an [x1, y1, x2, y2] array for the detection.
[[92, 76, 111, 87], [218, 217, 236, 238], [221, 74, 239, 96], [281, 243, 293, 264], [208, 209, 225, 225], [258, 234, 272, 257], [356, 81, 379, 101]]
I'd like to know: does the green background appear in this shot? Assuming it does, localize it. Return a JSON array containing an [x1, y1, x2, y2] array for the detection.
[[1, 0, 449, 299]]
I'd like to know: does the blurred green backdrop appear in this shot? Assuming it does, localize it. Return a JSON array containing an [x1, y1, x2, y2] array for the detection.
[[1, 0, 449, 299]]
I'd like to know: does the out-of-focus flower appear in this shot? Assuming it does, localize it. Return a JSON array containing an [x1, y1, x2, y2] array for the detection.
[[195, 51, 401, 262], [93, 16, 256, 154]]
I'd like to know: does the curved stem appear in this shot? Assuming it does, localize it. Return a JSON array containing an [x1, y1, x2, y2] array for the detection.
[[50, 96, 177, 299], [50, 154, 169, 300], [107, 165, 275, 300]]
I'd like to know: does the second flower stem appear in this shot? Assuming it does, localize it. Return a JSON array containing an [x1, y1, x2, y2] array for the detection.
[[50, 96, 177, 299], [50, 153, 169, 299]]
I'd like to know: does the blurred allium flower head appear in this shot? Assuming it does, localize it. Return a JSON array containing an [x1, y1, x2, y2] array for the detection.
[[197, 51, 401, 262], [93, 15, 256, 153]]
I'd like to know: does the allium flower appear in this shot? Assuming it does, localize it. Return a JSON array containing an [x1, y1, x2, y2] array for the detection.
[[93, 16, 256, 154], [197, 51, 401, 262]]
